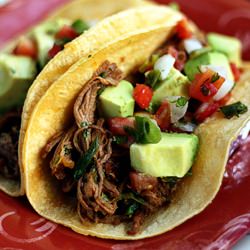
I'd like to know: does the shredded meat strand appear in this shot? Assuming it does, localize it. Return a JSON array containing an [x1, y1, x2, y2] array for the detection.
[[44, 60, 182, 235], [0, 110, 21, 179]]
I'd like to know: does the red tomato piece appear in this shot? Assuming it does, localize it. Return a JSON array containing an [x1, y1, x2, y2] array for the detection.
[[48, 44, 62, 59], [129, 171, 158, 193], [154, 100, 171, 130], [230, 63, 241, 82], [189, 70, 225, 102], [107, 117, 135, 136], [194, 102, 219, 122], [167, 46, 187, 71], [13, 37, 37, 59], [175, 19, 192, 40], [133, 84, 153, 109], [55, 25, 78, 40]]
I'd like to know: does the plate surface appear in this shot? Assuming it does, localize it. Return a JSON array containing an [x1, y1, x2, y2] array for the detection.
[[0, 0, 250, 249]]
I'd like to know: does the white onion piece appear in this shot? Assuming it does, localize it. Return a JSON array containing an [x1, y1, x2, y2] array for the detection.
[[154, 54, 175, 80], [87, 19, 98, 27], [183, 38, 203, 54], [167, 96, 189, 123], [174, 121, 197, 133], [200, 65, 227, 78], [240, 121, 250, 140], [213, 78, 234, 100]]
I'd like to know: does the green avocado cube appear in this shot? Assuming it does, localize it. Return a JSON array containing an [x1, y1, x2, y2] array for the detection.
[[152, 68, 190, 106], [184, 52, 234, 81], [130, 133, 199, 178], [32, 19, 70, 67], [0, 54, 37, 113], [99, 80, 135, 118], [207, 33, 242, 66]]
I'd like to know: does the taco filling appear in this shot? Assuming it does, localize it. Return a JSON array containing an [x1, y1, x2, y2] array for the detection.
[[0, 18, 90, 180], [43, 20, 248, 235]]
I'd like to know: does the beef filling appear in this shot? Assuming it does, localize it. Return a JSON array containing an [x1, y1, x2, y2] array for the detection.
[[0, 110, 21, 180], [43, 61, 180, 235]]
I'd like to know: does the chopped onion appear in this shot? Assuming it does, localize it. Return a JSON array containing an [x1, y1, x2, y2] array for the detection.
[[200, 65, 227, 78], [167, 96, 189, 123], [154, 54, 175, 80], [174, 121, 197, 133], [213, 78, 234, 100], [87, 19, 98, 27], [183, 38, 203, 54]]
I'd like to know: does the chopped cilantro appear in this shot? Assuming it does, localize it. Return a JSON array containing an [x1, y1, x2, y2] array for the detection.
[[220, 101, 248, 119], [145, 69, 161, 89], [211, 72, 220, 83], [71, 19, 89, 34], [176, 96, 188, 107]]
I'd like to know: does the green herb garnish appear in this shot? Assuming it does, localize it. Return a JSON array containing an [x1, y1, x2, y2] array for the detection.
[[73, 137, 99, 180], [145, 69, 161, 89], [175, 96, 188, 107], [124, 117, 161, 144], [71, 19, 89, 34], [211, 73, 220, 83], [113, 136, 127, 145], [220, 101, 248, 119], [125, 203, 139, 217]]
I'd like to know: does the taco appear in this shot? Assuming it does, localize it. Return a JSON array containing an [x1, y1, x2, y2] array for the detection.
[[22, 8, 249, 239], [1, 0, 182, 196]]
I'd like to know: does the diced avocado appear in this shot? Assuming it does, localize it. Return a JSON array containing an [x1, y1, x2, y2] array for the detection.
[[0, 54, 37, 113], [99, 80, 135, 118], [32, 19, 70, 68], [207, 33, 242, 66], [184, 52, 234, 81], [130, 132, 199, 177], [152, 68, 190, 106]]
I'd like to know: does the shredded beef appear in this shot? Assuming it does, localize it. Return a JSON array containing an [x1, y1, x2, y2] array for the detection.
[[0, 110, 21, 179], [44, 61, 181, 235]]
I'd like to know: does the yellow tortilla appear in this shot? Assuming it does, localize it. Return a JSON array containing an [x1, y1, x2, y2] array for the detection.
[[23, 24, 250, 239], [0, 0, 154, 197], [16, 4, 183, 197]]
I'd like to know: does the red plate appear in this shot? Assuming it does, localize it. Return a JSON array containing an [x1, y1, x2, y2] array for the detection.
[[0, 0, 250, 249]]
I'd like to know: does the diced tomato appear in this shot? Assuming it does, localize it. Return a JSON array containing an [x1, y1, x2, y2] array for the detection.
[[55, 25, 78, 40], [189, 70, 225, 102], [167, 46, 187, 71], [230, 63, 241, 82], [48, 44, 62, 59], [194, 102, 219, 122], [216, 92, 232, 106], [129, 171, 158, 193], [13, 37, 37, 59], [154, 100, 171, 130], [175, 19, 192, 40], [167, 46, 178, 59], [107, 117, 135, 136], [133, 84, 153, 109]]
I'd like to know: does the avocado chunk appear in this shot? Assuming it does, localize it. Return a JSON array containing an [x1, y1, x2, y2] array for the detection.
[[32, 19, 70, 68], [184, 51, 234, 81], [207, 33, 242, 66], [99, 80, 135, 118], [152, 68, 190, 106], [130, 132, 199, 177], [0, 54, 37, 113]]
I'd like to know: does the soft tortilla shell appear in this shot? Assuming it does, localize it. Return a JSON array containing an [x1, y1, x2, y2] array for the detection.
[[19, 4, 181, 163], [0, 0, 152, 196], [23, 25, 250, 239]]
